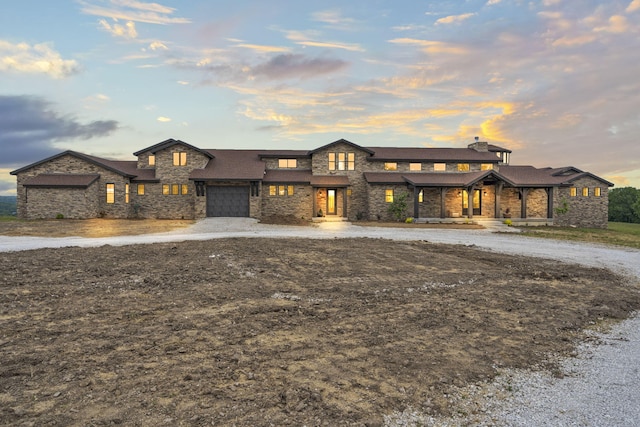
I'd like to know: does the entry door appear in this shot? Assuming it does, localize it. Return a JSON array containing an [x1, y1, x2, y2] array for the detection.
[[462, 190, 482, 216], [327, 189, 337, 215]]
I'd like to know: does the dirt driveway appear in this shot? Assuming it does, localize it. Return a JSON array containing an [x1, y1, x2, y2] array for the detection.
[[1, 220, 639, 426]]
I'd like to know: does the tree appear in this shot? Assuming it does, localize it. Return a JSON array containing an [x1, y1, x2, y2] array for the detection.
[[388, 191, 410, 221], [608, 187, 640, 223]]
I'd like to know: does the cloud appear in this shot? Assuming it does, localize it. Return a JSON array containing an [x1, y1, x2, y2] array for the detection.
[[98, 19, 138, 38], [156, 116, 171, 122], [149, 41, 168, 50], [284, 30, 364, 52], [311, 9, 357, 30], [233, 43, 290, 53], [627, 0, 640, 13], [435, 13, 476, 25], [251, 54, 348, 80], [594, 15, 630, 33], [0, 40, 80, 79], [79, 0, 190, 24], [388, 38, 469, 55], [486, 0, 502, 5], [0, 95, 118, 168]]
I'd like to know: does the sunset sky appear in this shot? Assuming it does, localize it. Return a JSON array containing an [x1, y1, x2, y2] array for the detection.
[[1, 0, 639, 195]]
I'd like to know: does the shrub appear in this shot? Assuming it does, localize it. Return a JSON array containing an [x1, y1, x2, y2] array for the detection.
[[405, 217, 414, 223], [388, 191, 410, 221], [55, 213, 64, 219], [503, 219, 513, 226]]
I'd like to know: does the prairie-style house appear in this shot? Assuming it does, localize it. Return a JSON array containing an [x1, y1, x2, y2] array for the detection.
[[11, 137, 613, 228]]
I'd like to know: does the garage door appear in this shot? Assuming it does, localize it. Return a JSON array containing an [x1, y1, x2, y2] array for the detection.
[[206, 186, 249, 217]]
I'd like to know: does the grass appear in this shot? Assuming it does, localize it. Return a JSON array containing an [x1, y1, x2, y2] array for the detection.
[[0, 216, 17, 222], [518, 222, 640, 249]]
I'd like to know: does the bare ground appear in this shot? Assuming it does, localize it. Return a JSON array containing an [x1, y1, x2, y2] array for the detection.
[[1, 221, 639, 426]]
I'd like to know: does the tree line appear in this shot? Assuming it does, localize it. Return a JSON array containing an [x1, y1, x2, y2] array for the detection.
[[609, 187, 640, 223]]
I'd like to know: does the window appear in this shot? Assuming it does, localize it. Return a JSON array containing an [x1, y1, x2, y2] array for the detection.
[[457, 163, 470, 172], [148, 155, 155, 166], [481, 164, 493, 171], [173, 152, 187, 166], [418, 189, 424, 203], [269, 185, 277, 196], [410, 163, 422, 171], [570, 187, 577, 197], [106, 184, 115, 204], [582, 187, 589, 197], [270, 185, 294, 196], [278, 159, 297, 168], [125, 184, 130, 204], [328, 152, 355, 170], [594, 187, 601, 197], [384, 162, 397, 171], [182, 184, 189, 195], [171, 184, 180, 195], [434, 163, 446, 172], [288, 185, 294, 195], [162, 184, 170, 195], [385, 189, 394, 203], [137, 184, 145, 195], [328, 152, 336, 171]]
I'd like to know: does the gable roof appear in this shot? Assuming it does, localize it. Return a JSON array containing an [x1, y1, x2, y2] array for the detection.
[[10, 150, 137, 178], [132, 138, 214, 159], [307, 138, 375, 155], [189, 150, 265, 181], [22, 174, 100, 188]]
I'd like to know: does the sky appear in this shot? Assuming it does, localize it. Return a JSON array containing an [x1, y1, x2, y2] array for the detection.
[[1, 0, 639, 196]]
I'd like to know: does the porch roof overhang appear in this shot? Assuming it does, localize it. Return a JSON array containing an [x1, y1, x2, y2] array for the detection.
[[263, 169, 312, 184], [23, 174, 100, 188], [310, 175, 350, 187]]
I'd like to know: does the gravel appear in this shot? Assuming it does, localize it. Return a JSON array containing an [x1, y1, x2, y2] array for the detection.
[[2, 218, 640, 426]]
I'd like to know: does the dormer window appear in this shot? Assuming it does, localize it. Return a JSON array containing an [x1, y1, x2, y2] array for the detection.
[[173, 152, 187, 166], [148, 154, 155, 166], [278, 159, 297, 168]]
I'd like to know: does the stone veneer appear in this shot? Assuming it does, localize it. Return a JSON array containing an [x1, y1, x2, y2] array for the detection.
[[554, 177, 609, 228]]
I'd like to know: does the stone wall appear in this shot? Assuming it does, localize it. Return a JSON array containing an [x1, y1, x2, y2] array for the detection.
[[261, 184, 314, 219], [25, 185, 100, 219], [554, 178, 609, 228], [368, 185, 413, 221]]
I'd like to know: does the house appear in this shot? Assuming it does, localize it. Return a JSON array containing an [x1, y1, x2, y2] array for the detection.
[[10, 137, 613, 228]]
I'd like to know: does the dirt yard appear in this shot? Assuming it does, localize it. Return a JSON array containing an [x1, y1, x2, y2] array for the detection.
[[1, 224, 640, 426]]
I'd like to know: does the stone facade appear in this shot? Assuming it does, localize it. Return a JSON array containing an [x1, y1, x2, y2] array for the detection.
[[11, 138, 612, 228]]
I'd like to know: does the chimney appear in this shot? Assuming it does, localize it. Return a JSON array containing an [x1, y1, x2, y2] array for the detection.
[[468, 136, 488, 152]]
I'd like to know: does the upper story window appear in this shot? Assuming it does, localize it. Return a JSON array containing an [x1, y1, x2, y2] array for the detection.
[[148, 154, 155, 166], [410, 163, 422, 171], [384, 162, 398, 171], [457, 163, 470, 172], [278, 159, 297, 168], [481, 164, 493, 171], [594, 187, 601, 197], [137, 184, 145, 195], [173, 152, 187, 166], [582, 187, 589, 197], [570, 187, 577, 197], [106, 183, 115, 204], [434, 163, 446, 172], [328, 152, 355, 171]]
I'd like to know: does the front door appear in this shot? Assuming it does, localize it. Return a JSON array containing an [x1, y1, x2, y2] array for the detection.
[[462, 189, 482, 216], [327, 189, 337, 215]]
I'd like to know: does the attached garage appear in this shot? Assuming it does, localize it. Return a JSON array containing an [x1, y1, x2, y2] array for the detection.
[[206, 185, 249, 217]]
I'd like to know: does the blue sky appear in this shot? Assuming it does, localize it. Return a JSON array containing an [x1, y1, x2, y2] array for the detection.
[[1, 0, 639, 195]]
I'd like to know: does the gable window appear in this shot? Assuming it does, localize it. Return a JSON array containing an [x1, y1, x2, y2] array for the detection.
[[137, 184, 145, 195], [570, 187, 577, 197], [278, 159, 297, 168], [328, 152, 355, 171], [385, 189, 394, 203], [582, 187, 589, 197], [106, 183, 115, 204], [481, 164, 493, 171], [434, 163, 446, 171], [384, 162, 398, 171], [457, 163, 470, 172], [410, 163, 422, 171], [148, 154, 155, 166], [125, 184, 130, 204], [173, 152, 187, 166], [594, 187, 601, 197]]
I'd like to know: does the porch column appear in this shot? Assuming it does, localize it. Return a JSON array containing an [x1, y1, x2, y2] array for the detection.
[[342, 188, 347, 218], [495, 182, 503, 218], [414, 187, 420, 219], [466, 187, 474, 219], [312, 188, 317, 217], [520, 188, 529, 219], [440, 187, 446, 218], [546, 187, 554, 219]]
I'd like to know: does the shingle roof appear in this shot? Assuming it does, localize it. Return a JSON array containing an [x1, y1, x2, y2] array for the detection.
[[263, 169, 312, 183], [403, 171, 498, 187], [132, 138, 214, 158], [365, 147, 502, 162], [189, 150, 265, 180], [309, 175, 350, 187], [23, 174, 100, 188]]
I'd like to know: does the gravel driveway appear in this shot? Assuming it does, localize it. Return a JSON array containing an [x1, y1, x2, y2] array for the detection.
[[2, 218, 639, 426]]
